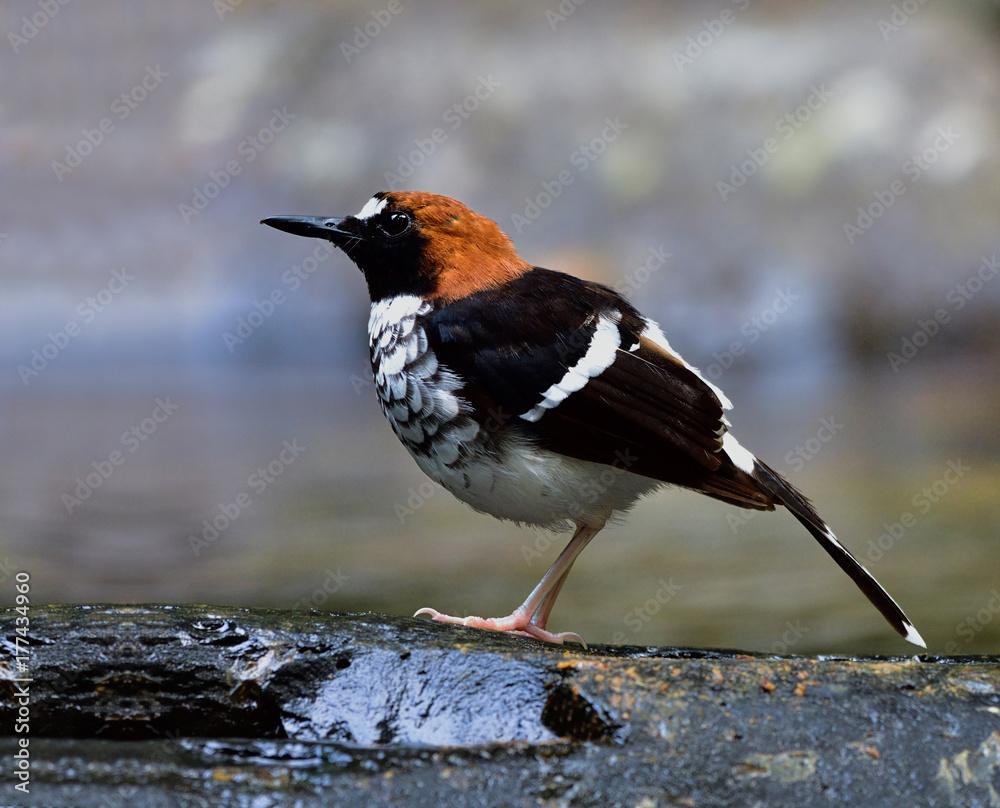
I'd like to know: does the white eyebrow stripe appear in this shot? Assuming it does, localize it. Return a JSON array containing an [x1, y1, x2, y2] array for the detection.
[[356, 196, 388, 220]]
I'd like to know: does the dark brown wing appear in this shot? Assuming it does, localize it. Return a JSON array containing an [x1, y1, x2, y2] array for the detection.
[[428, 267, 774, 510], [526, 333, 775, 510]]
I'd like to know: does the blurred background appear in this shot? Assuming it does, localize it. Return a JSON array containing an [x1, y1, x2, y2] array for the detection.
[[2, 0, 998, 655]]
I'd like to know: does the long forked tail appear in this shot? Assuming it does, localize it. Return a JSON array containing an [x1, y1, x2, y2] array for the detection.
[[751, 460, 925, 648]]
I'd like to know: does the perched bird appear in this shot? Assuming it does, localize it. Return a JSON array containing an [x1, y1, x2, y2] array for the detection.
[[262, 191, 924, 648]]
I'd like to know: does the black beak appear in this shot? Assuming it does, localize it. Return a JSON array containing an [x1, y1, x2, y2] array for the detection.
[[260, 215, 357, 247]]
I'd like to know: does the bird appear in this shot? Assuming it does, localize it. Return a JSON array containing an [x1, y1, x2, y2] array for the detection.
[[261, 191, 924, 649]]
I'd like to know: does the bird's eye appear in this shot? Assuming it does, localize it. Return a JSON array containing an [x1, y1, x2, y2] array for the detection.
[[381, 211, 411, 237]]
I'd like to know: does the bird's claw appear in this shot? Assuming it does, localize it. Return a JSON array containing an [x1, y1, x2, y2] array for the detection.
[[414, 606, 586, 647]]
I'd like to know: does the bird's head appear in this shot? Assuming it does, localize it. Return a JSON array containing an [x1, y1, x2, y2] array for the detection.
[[262, 191, 530, 302]]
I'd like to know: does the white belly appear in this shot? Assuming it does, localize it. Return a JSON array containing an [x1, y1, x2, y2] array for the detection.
[[419, 435, 662, 530]]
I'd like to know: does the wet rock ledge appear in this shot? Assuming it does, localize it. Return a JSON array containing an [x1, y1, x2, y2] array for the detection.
[[1, 605, 999, 807]]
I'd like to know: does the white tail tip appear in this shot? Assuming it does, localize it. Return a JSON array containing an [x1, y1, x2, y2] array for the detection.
[[903, 622, 927, 649]]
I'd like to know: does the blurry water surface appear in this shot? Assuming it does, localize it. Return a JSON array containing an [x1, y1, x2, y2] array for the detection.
[[2, 0, 999, 654], [3, 358, 996, 656]]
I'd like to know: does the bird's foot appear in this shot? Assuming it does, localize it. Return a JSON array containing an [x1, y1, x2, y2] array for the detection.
[[413, 607, 586, 646]]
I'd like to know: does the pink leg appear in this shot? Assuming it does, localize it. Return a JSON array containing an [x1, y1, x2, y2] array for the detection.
[[527, 562, 574, 632], [415, 521, 604, 645]]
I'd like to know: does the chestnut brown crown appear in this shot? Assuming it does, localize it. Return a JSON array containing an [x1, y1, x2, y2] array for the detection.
[[263, 191, 531, 302]]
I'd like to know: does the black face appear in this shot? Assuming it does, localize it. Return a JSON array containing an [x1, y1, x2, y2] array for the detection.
[[261, 200, 434, 301]]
